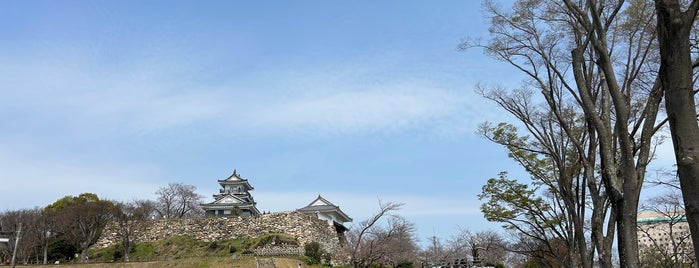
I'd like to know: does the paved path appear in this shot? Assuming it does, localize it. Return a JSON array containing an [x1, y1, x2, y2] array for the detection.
[[256, 257, 276, 268]]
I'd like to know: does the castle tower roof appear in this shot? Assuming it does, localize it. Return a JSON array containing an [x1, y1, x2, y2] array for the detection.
[[297, 195, 352, 223], [217, 169, 254, 190]]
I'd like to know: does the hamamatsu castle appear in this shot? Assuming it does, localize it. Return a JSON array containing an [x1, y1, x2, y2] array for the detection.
[[200, 170, 352, 233]]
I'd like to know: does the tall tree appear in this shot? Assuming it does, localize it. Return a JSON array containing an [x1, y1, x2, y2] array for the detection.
[[476, 86, 608, 268], [33, 209, 53, 265], [466, 0, 665, 266], [111, 199, 155, 262], [154, 183, 204, 219], [46, 193, 114, 263], [653, 0, 699, 260]]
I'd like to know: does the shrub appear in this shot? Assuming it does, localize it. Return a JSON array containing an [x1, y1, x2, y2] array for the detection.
[[396, 261, 414, 268], [304, 241, 329, 265]]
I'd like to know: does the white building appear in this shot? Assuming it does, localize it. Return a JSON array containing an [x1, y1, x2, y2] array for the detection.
[[297, 195, 352, 240], [637, 210, 694, 264]]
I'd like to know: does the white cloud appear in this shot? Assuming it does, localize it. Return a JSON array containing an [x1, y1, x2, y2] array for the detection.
[[0, 43, 504, 142], [0, 145, 161, 209], [253, 86, 465, 135]]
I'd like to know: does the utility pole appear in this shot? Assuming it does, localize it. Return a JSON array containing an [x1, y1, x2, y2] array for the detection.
[[11, 223, 21, 268]]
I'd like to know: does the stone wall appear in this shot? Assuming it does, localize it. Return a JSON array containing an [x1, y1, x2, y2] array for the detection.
[[94, 212, 345, 256]]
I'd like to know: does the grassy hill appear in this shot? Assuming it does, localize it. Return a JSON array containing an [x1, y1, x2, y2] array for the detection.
[[15, 234, 344, 268], [88, 233, 299, 261]]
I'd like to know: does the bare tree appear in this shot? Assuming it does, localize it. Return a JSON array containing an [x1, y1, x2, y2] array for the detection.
[[154, 183, 204, 219], [376, 216, 419, 266], [0, 209, 36, 265], [421, 234, 466, 268], [112, 199, 155, 262], [453, 229, 508, 267], [0, 208, 62, 266], [346, 200, 410, 268], [654, 0, 699, 261], [33, 209, 53, 265]]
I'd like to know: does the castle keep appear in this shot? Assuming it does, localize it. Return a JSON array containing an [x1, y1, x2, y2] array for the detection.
[[200, 170, 260, 217]]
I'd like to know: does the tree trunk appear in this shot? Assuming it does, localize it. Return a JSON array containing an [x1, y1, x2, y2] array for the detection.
[[81, 246, 90, 263], [42, 244, 47, 265], [615, 186, 641, 268], [124, 244, 131, 262], [654, 0, 699, 261]]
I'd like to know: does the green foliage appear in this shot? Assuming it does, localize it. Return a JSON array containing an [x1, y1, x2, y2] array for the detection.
[[47, 236, 77, 261], [483, 122, 552, 179], [161, 236, 207, 259], [89, 243, 123, 262], [396, 261, 414, 268], [131, 242, 158, 260], [45, 193, 103, 212], [305, 255, 318, 265], [304, 241, 324, 265], [478, 172, 552, 228], [45, 192, 115, 261], [90, 242, 163, 262]]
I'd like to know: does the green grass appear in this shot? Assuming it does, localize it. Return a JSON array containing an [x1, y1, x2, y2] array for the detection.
[[17, 256, 257, 268], [17, 256, 351, 268], [52, 233, 354, 267], [87, 233, 305, 264], [89, 236, 245, 262]]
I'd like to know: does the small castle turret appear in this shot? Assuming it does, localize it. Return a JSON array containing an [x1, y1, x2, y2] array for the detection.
[[297, 195, 352, 243]]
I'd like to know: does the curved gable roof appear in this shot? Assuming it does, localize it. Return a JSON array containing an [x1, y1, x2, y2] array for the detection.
[[208, 193, 246, 205], [218, 169, 254, 190], [298, 195, 352, 222]]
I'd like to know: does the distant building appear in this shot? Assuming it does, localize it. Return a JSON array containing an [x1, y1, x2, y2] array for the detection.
[[297, 195, 352, 239], [637, 210, 693, 263], [201, 170, 260, 217]]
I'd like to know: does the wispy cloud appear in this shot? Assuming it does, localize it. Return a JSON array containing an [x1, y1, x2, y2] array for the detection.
[[239, 54, 500, 138], [2, 51, 498, 140], [0, 143, 161, 209], [253, 86, 467, 136]]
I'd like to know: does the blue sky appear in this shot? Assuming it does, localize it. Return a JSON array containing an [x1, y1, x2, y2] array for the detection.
[[4, 0, 678, 245]]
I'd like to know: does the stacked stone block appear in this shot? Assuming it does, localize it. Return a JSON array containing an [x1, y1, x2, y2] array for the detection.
[[94, 212, 345, 257]]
